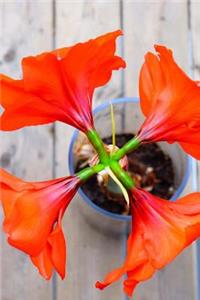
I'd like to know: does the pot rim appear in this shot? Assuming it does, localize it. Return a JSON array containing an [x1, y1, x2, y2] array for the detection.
[[68, 97, 192, 222]]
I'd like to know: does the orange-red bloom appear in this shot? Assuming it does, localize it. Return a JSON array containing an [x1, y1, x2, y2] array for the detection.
[[0, 30, 125, 132], [96, 188, 200, 296], [0, 168, 81, 279], [137, 45, 200, 159]]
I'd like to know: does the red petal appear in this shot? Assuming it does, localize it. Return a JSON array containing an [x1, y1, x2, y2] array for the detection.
[[0, 168, 79, 256], [0, 30, 125, 132], [0, 75, 64, 131], [22, 53, 67, 104], [179, 141, 200, 160], [47, 211, 66, 279], [0, 169, 33, 220], [31, 244, 53, 280], [31, 214, 66, 280], [138, 45, 200, 159], [96, 188, 200, 296], [52, 46, 71, 59]]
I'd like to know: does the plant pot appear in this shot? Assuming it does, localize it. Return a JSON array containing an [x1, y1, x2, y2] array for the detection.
[[68, 97, 191, 235]]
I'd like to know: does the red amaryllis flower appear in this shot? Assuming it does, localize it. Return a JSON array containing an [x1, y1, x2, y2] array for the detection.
[[96, 188, 200, 296], [137, 45, 200, 159], [0, 30, 125, 132], [0, 168, 81, 279]]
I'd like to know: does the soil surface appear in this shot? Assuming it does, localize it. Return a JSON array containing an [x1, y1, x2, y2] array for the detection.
[[75, 133, 175, 215]]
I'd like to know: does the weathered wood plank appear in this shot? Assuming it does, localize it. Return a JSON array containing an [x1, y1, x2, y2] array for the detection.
[[123, 0, 189, 96], [54, 1, 126, 299], [0, 1, 199, 300], [0, 1, 54, 299], [123, 0, 195, 299], [191, 0, 200, 82]]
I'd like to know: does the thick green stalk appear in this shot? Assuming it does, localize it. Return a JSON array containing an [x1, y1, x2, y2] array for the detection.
[[106, 167, 130, 205], [77, 161, 134, 191], [111, 136, 140, 161], [79, 129, 138, 189], [109, 160, 134, 190], [86, 129, 109, 164], [110, 103, 116, 153], [77, 164, 105, 182]]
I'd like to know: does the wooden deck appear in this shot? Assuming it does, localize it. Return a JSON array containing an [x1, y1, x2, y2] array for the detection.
[[0, 1, 200, 299]]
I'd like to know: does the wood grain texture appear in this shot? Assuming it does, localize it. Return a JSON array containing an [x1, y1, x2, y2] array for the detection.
[[54, 1, 126, 300], [0, 1, 54, 300], [123, 0, 195, 299], [123, 0, 189, 96], [0, 1, 199, 300]]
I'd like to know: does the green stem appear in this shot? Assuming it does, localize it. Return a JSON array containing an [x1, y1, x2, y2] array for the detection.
[[78, 130, 139, 189], [106, 167, 130, 205], [111, 136, 141, 161], [77, 161, 134, 190], [110, 103, 116, 153], [109, 160, 134, 190], [77, 163, 105, 182], [86, 129, 109, 164]]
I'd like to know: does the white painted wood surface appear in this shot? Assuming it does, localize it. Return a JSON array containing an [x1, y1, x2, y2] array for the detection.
[[0, 1, 54, 300], [0, 1, 200, 300]]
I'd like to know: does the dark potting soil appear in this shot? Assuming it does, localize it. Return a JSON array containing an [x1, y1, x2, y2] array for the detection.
[[75, 133, 175, 215]]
